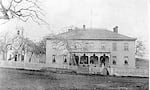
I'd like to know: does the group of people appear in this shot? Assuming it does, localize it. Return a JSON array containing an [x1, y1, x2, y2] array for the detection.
[[70, 53, 109, 67]]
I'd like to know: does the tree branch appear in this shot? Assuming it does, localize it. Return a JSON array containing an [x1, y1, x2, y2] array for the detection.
[[14, 0, 23, 3], [0, 0, 48, 25]]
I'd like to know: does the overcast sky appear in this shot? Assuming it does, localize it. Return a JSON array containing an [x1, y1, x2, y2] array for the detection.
[[0, 0, 149, 47]]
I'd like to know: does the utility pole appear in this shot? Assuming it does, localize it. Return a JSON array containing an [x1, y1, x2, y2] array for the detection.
[[90, 8, 93, 29]]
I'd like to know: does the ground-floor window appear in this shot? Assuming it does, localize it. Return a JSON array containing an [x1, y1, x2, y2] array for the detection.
[[18, 54, 20, 61], [21, 55, 24, 61], [63, 55, 67, 63], [14, 55, 17, 61], [124, 60, 128, 65], [52, 55, 56, 63], [124, 56, 129, 65], [112, 60, 116, 65], [112, 56, 117, 65]]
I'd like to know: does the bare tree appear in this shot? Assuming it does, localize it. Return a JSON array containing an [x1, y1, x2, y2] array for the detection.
[[0, 0, 48, 24], [51, 35, 79, 65], [49, 34, 92, 55], [49, 34, 92, 65], [37, 37, 46, 54], [0, 32, 12, 60], [51, 35, 72, 55], [135, 40, 145, 57]]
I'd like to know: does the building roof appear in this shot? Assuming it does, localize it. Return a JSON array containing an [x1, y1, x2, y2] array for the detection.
[[47, 28, 136, 41]]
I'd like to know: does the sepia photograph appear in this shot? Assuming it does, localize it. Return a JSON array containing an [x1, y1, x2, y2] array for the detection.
[[0, 0, 149, 90]]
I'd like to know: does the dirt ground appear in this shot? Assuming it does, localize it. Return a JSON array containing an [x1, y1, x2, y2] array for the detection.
[[0, 68, 148, 90]]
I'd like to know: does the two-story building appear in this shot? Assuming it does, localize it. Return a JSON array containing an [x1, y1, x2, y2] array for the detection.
[[46, 26, 137, 75]]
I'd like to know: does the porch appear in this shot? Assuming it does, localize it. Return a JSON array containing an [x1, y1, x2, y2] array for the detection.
[[68, 51, 111, 75]]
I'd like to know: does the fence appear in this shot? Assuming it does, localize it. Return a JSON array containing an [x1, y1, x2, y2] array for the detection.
[[109, 66, 149, 77], [0, 60, 45, 70]]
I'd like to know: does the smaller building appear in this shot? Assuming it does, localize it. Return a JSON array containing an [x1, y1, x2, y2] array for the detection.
[[0, 28, 46, 70], [6, 29, 26, 62], [5, 28, 45, 64]]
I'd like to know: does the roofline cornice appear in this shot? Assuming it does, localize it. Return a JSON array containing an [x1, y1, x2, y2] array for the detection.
[[46, 38, 137, 41]]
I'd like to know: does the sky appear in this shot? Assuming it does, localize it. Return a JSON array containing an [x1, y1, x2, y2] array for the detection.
[[0, 0, 149, 49]]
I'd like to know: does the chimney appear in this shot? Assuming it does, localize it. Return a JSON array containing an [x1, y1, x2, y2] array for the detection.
[[83, 25, 86, 30], [113, 26, 118, 33]]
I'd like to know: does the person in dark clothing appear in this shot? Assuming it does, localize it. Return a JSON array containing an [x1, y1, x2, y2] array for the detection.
[[74, 55, 79, 65], [80, 54, 88, 64], [90, 54, 98, 64], [90, 56, 94, 64], [100, 54, 106, 66]]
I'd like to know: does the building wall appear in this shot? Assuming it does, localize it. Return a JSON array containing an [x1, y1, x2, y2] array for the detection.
[[46, 39, 135, 68], [109, 41, 135, 68]]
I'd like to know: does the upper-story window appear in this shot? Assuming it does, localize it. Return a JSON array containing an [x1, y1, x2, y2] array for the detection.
[[124, 43, 129, 51], [101, 42, 106, 50], [112, 43, 117, 51]]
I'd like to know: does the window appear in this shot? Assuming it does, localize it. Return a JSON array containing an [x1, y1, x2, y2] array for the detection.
[[124, 60, 128, 65], [14, 55, 17, 61], [21, 55, 24, 61], [80, 54, 88, 64], [101, 42, 106, 50], [113, 60, 116, 65], [124, 56, 129, 65], [63, 55, 67, 63], [52, 55, 56, 63], [124, 43, 129, 51], [18, 54, 20, 61], [112, 56, 117, 65], [112, 43, 117, 51]]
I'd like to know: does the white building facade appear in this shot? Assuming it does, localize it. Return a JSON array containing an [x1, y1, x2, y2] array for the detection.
[[46, 26, 140, 75]]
